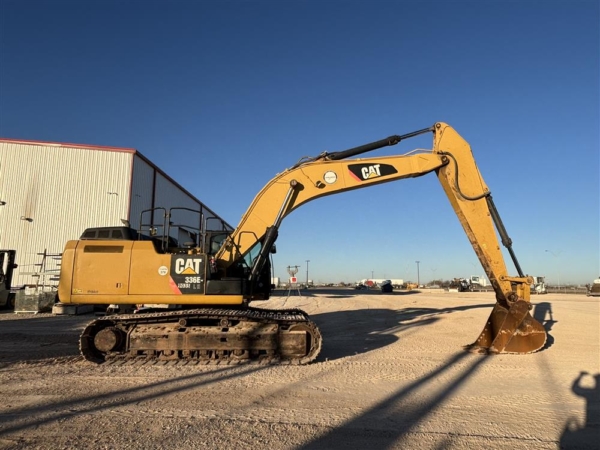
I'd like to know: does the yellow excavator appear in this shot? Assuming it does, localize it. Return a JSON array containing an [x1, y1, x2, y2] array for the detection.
[[58, 122, 547, 364]]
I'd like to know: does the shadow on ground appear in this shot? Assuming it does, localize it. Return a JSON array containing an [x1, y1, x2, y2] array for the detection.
[[0, 314, 88, 367], [272, 288, 424, 300], [560, 371, 600, 449], [532, 301, 556, 350], [298, 350, 492, 449], [0, 301, 566, 449], [0, 363, 268, 437], [0, 302, 493, 367], [312, 303, 492, 361]]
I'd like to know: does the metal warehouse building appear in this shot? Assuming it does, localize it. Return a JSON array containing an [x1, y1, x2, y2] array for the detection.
[[0, 138, 232, 290]]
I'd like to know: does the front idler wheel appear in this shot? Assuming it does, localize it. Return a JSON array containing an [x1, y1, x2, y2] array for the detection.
[[94, 326, 126, 353]]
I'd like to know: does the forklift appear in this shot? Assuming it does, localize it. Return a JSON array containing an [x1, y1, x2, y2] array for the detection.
[[0, 250, 17, 309]]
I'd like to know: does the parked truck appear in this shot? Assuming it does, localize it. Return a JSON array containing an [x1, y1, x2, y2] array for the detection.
[[587, 279, 600, 297], [531, 276, 547, 294]]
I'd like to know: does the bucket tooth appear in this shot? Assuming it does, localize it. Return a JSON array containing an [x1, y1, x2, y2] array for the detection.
[[467, 301, 547, 354]]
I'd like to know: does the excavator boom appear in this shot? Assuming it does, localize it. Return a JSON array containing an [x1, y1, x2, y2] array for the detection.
[[215, 122, 546, 354]]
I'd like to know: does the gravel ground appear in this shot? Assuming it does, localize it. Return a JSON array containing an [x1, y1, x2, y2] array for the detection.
[[0, 290, 598, 450]]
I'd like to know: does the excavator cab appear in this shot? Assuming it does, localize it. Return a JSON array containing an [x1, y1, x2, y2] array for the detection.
[[61, 206, 274, 306]]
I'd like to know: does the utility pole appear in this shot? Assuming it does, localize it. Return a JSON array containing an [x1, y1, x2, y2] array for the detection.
[[415, 261, 420, 287], [305, 260, 310, 287]]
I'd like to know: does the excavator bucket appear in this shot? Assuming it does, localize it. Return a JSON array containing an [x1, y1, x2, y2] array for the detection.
[[467, 301, 547, 354]]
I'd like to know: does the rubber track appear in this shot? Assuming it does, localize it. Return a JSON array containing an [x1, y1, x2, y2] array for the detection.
[[80, 307, 322, 366]]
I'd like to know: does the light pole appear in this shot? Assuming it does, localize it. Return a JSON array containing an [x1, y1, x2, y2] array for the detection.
[[305, 260, 310, 287], [371, 270, 374, 280], [415, 261, 420, 287], [545, 250, 562, 291]]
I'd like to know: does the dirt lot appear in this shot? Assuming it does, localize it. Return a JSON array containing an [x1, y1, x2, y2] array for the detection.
[[0, 290, 598, 450]]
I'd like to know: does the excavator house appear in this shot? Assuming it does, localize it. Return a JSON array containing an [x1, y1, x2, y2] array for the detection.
[[58, 123, 547, 365]]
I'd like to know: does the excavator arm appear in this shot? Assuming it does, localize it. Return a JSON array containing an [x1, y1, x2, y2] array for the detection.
[[217, 122, 547, 354]]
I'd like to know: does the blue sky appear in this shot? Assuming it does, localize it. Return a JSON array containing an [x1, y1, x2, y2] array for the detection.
[[1, 0, 598, 285]]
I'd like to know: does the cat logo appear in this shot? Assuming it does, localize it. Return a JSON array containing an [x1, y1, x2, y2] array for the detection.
[[174, 258, 202, 275], [348, 163, 398, 181], [361, 164, 382, 179]]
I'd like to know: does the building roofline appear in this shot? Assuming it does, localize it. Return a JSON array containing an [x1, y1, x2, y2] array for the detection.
[[0, 137, 137, 153], [0, 136, 233, 230]]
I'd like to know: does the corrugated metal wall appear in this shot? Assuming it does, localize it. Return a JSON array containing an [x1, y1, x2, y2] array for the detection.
[[0, 142, 133, 287]]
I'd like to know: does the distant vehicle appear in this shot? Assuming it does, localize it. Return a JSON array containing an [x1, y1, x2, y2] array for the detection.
[[354, 283, 367, 290], [380, 280, 393, 293], [359, 278, 404, 288], [469, 276, 488, 289], [587, 279, 600, 297], [449, 278, 471, 292], [459, 278, 471, 292], [531, 276, 547, 294]]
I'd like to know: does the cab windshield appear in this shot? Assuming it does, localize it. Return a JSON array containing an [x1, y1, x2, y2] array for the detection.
[[208, 232, 229, 255], [243, 241, 262, 268]]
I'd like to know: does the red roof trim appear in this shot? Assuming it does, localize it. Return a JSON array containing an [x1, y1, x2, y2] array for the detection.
[[0, 137, 137, 153]]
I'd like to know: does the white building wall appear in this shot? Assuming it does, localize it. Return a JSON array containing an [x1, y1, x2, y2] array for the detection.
[[0, 141, 133, 287]]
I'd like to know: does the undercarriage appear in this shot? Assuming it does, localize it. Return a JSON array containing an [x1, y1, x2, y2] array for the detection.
[[80, 307, 322, 365]]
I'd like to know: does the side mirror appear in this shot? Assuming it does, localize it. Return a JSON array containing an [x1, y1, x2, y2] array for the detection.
[[270, 245, 277, 254]]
